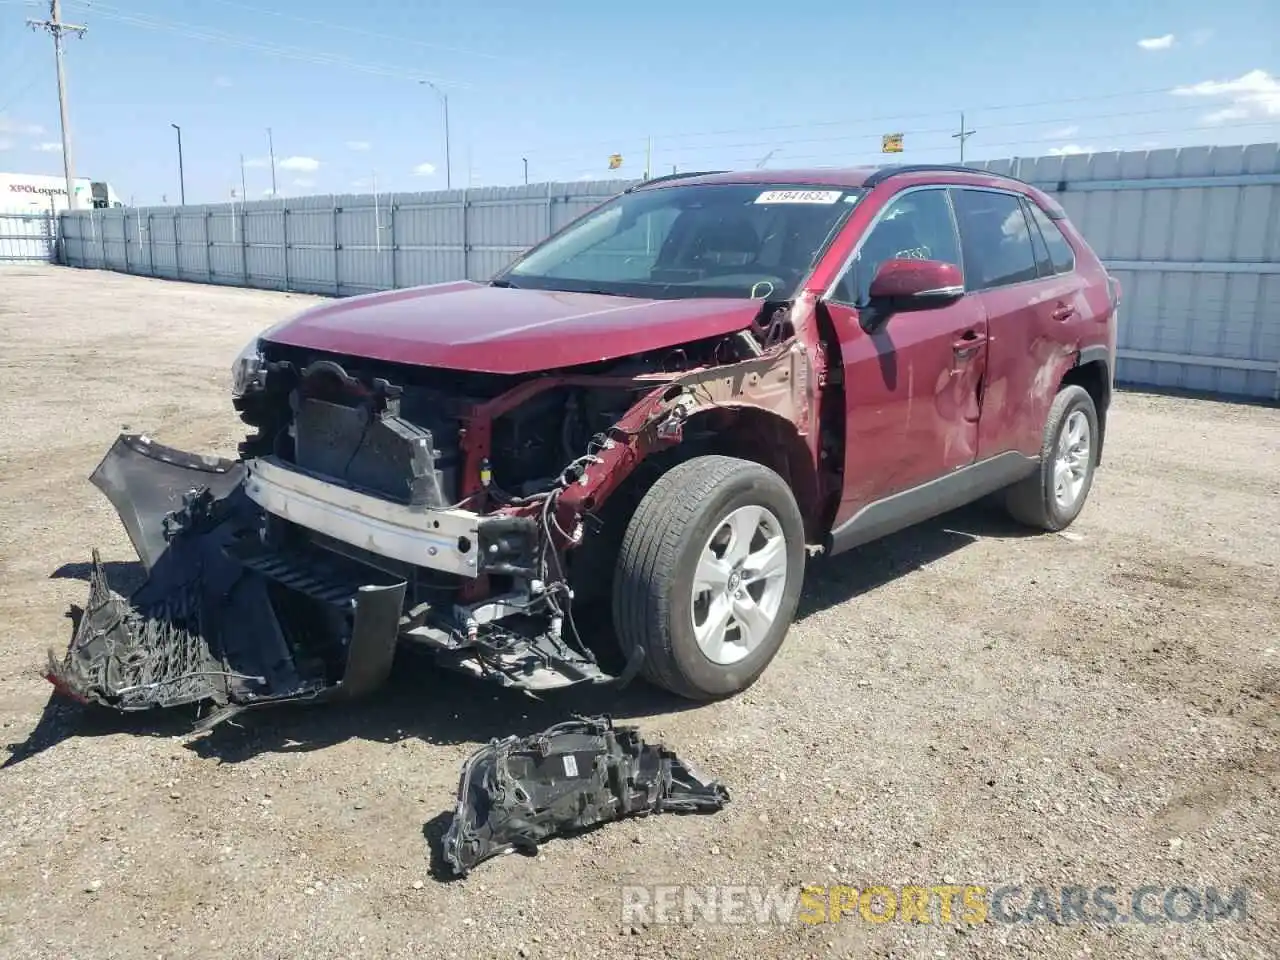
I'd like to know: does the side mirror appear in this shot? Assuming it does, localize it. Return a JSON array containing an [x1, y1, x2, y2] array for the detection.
[[867, 258, 964, 308]]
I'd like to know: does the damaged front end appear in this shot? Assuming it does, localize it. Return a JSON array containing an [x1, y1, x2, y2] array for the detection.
[[441, 715, 729, 876], [49, 300, 821, 726], [48, 435, 408, 728]]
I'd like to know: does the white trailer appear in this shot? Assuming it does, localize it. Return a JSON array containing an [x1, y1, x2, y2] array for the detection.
[[0, 171, 121, 212]]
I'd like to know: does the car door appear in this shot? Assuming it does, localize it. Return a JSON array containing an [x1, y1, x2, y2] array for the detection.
[[820, 186, 989, 526], [951, 188, 1085, 459]]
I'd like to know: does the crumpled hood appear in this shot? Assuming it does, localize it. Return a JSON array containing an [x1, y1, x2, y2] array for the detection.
[[263, 281, 763, 374]]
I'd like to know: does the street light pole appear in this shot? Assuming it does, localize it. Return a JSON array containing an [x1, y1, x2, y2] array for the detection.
[[419, 79, 452, 189], [522, 157, 528, 185], [170, 122, 185, 205]]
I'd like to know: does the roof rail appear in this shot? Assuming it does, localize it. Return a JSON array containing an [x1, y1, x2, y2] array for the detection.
[[861, 163, 1035, 189], [625, 170, 728, 192]]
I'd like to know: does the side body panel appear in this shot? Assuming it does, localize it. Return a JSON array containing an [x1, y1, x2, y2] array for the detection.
[[826, 297, 989, 514], [808, 183, 992, 534]]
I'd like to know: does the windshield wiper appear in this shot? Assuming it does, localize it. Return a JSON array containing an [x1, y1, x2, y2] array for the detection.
[[489, 278, 520, 288]]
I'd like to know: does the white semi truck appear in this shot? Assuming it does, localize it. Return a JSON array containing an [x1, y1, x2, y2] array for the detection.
[[0, 171, 123, 212]]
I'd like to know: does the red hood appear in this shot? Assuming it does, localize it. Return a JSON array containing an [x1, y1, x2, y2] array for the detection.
[[263, 281, 763, 374]]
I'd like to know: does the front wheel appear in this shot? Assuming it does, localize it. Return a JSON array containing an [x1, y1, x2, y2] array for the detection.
[[1003, 384, 1099, 531], [612, 455, 806, 701]]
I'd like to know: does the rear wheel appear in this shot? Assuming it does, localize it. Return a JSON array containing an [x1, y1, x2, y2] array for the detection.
[[612, 455, 805, 700], [1004, 384, 1099, 531]]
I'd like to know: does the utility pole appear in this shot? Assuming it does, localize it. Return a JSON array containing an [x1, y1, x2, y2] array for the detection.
[[952, 112, 976, 163], [170, 123, 185, 205], [267, 127, 277, 196], [522, 157, 528, 185], [418, 79, 451, 189], [27, 0, 86, 212], [239, 153, 247, 200]]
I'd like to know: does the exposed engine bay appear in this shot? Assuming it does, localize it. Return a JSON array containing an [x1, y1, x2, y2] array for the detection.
[[47, 300, 820, 727], [441, 715, 730, 876]]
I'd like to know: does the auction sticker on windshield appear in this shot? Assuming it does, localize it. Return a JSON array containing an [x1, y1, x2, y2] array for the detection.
[[754, 190, 845, 204]]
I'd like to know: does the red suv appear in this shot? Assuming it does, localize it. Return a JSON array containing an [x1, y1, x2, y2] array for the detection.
[[53, 165, 1118, 724]]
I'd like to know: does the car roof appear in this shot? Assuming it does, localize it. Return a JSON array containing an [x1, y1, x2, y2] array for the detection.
[[633, 165, 1063, 214], [637, 168, 881, 188]]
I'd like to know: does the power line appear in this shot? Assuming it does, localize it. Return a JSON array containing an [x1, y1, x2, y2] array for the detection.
[[519, 84, 1206, 157], [0, 40, 37, 113], [519, 101, 1236, 169], [65, 0, 468, 88], [193, 0, 521, 64], [694, 118, 1280, 168]]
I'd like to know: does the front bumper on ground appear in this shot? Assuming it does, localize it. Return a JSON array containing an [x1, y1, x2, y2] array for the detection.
[[46, 434, 628, 728]]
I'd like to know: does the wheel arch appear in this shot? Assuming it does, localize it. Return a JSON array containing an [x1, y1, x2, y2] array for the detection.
[[681, 406, 822, 541], [1060, 349, 1111, 464]]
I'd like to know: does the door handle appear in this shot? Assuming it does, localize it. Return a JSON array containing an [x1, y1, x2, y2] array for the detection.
[[1051, 302, 1078, 321], [952, 330, 986, 358]]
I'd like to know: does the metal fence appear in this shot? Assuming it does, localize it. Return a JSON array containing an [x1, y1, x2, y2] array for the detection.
[[57, 143, 1280, 400], [971, 143, 1280, 400], [0, 211, 58, 263], [57, 179, 636, 297]]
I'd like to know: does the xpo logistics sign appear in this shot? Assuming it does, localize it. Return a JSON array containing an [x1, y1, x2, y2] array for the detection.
[[0, 172, 93, 212]]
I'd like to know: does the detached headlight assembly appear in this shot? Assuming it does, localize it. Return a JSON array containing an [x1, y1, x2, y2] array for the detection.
[[230, 336, 266, 398]]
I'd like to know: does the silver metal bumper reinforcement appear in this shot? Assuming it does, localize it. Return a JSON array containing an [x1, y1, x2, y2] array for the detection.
[[244, 455, 482, 577]]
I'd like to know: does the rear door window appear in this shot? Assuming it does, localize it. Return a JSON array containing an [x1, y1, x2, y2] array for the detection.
[[950, 189, 1038, 290]]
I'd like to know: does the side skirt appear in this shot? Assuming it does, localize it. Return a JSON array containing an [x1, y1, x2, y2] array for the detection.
[[827, 451, 1039, 556]]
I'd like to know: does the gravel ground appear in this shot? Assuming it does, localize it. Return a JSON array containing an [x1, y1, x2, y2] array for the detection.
[[1, 264, 1277, 960]]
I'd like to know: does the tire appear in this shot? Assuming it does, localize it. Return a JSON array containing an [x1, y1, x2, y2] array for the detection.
[[1003, 384, 1099, 531], [612, 455, 806, 701]]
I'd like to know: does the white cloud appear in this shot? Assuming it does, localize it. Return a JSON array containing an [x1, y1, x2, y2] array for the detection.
[[33, 142, 62, 153], [412, 162, 437, 177], [1042, 124, 1080, 140], [1172, 69, 1280, 123], [1190, 28, 1214, 46], [262, 188, 277, 197], [345, 140, 371, 151], [243, 156, 269, 169], [1203, 105, 1251, 124], [0, 116, 43, 136], [292, 178, 315, 188], [1138, 34, 1175, 51], [1047, 144, 1098, 157], [214, 76, 233, 88], [350, 177, 372, 189], [278, 155, 320, 172]]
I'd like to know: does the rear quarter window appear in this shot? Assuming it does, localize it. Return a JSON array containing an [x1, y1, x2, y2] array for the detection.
[[1026, 201, 1076, 275]]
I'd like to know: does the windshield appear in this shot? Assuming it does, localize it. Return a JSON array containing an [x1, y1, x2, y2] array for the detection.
[[499, 183, 862, 300]]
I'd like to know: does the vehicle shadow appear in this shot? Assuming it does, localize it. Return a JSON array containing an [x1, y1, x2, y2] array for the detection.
[[8, 500, 1032, 767], [797, 499, 1034, 620], [49, 559, 146, 594]]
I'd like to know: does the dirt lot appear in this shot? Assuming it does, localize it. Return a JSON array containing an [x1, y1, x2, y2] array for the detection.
[[0, 264, 1277, 960]]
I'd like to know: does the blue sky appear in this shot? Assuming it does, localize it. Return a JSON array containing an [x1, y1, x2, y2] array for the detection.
[[1, 0, 1278, 204]]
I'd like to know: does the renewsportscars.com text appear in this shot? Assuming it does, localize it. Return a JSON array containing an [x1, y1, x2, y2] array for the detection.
[[620, 883, 1249, 926]]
